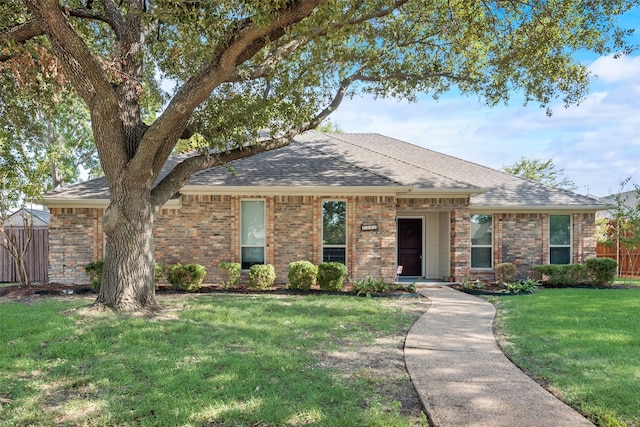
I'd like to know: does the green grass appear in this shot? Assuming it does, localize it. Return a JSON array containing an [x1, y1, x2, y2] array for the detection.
[[493, 289, 640, 427], [0, 294, 426, 426]]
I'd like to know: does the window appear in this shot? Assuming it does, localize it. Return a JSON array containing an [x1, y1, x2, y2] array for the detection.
[[550, 215, 571, 264], [322, 200, 346, 264], [471, 214, 492, 269], [241, 200, 265, 269]]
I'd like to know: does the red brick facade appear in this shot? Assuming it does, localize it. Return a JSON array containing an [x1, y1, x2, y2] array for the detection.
[[47, 195, 597, 285]]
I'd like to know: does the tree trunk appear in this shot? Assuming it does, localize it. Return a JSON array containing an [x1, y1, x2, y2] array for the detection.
[[95, 185, 158, 312]]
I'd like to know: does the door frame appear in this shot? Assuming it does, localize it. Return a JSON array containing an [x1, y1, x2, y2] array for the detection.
[[397, 216, 425, 277]]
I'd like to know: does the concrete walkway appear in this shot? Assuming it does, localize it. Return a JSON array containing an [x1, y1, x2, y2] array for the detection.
[[404, 286, 594, 427]]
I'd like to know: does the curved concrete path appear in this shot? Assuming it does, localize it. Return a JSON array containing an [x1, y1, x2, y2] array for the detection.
[[405, 286, 594, 427]]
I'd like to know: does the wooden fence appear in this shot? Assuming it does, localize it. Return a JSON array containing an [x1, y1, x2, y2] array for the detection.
[[596, 242, 640, 278], [0, 228, 49, 283]]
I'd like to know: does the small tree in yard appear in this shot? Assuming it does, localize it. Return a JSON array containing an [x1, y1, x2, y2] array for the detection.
[[2, 0, 636, 312]]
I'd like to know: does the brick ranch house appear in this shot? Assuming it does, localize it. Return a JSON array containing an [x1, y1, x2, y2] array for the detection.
[[43, 131, 603, 285]]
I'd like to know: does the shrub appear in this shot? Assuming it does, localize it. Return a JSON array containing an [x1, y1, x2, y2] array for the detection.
[[166, 263, 206, 292], [495, 263, 517, 283], [462, 279, 485, 290], [586, 257, 617, 285], [287, 261, 318, 291], [219, 262, 241, 288], [504, 278, 539, 294], [249, 264, 276, 291], [85, 260, 104, 292], [317, 262, 348, 291], [353, 277, 388, 296], [532, 264, 588, 286], [154, 263, 165, 283]]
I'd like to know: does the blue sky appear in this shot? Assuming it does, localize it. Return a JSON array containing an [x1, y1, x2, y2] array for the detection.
[[330, 11, 640, 198]]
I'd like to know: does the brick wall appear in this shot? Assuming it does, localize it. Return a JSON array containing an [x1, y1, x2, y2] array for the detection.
[[48, 195, 598, 286], [48, 207, 103, 284], [469, 212, 598, 281]]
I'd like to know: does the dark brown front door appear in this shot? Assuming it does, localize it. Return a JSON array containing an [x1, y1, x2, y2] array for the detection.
[[398, 219, 422, 276]]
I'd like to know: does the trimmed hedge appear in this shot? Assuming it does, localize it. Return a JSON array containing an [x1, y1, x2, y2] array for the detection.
[[317, 262, 348, 291], [85, 260, 104, 292], [219, 261, 241, 288], [532, 263, 588, 286], [586, 257, 617, 285], [249, 264, 276, 291], [287, 261, 318, 291], [167, 263, 206, 292], [495, 262, 517, 283]]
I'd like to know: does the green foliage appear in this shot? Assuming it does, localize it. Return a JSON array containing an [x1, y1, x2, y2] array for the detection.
[[585, 257, 617, 285], [166, 263, 206, 292], [249, 264, 276, 291], [218, 261, 241, 288], [154, 263, 166, 283], [462, 279, 486, 290], [287, 261, 318, 291], [84, 260, 104, 292], [503, 156, 577, 190], [504, 278, 539, 294], [532, 264, 588, 286], [353, 277, 388, 296], [495, 263, 517, 283], [317, 262, 348, 292]]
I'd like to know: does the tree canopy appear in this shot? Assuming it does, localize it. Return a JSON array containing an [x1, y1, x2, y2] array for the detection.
[[503, 156, 578, 191], [1, 0, 637, 311]]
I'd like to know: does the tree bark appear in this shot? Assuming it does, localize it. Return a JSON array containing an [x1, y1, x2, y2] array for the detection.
[[95, 184, 158, 312]]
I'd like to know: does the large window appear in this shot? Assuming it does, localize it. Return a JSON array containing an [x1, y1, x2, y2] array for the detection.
[[322, 200, 346, 264], [471, 214, 492, 269], [550, 215, 571, 264], [241, 200, 265, 269]]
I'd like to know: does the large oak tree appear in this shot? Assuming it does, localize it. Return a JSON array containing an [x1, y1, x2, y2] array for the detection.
[[1, 0, 636, 311]]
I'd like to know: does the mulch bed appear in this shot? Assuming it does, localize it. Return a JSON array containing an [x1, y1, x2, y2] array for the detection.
[[451, 282, 637, 296]]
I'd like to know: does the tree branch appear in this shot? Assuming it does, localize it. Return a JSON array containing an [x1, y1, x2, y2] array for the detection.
[[150, 136, 295, 210], [0, 5, 120, 62], [134, 0, 328, 184], [227, 0, 410, 83]]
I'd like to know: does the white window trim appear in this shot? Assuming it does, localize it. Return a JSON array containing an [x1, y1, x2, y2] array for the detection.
[[322, 199, 347, 264], [470, 214, 493, 270], [549, 214, 572, 264], [240, 199, 266, 269]]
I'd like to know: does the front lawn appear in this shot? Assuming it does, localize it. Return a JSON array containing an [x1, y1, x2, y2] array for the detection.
[[492, 289, 640, 427], [0, 294, 428, 426]]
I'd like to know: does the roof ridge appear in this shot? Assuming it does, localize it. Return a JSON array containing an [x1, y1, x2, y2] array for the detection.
[[292, 138, 406, 186], [322, 132, 480, 190]]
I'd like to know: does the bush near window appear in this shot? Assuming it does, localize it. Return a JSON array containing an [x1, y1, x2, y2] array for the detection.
[[218, 262, 241, 288], [532, 264, 588, 286], [585, 257, 617, 285], [318, 262, 348, 292], [166, 263, 206, 292], [287, 261, 318, 291], [495, 262, 517, 283], [85, 260, 104, 292], [249, 264, 276, 291]]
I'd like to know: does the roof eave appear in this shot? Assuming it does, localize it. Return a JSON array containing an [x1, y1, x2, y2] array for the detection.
[[470, 204, 606, 213], [42, 197, 182, 209], [180, 185, 414, 196]]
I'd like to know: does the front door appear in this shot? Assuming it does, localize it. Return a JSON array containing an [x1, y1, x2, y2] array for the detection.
[[398, 219, 422, 276]]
